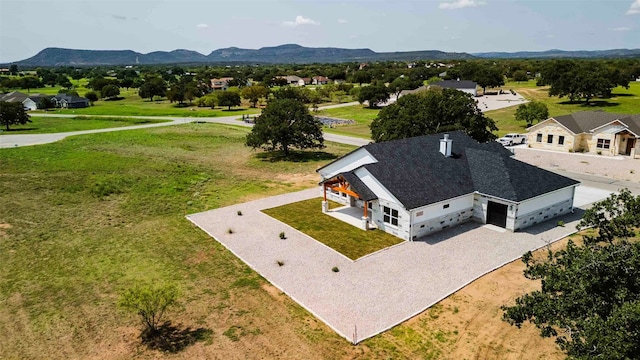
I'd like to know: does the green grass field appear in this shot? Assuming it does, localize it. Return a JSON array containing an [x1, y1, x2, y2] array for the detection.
[[262, 198, 403, 260], [0, 123, 361, 358], [488, 81, 640, 136], [3, 116, 170, 134], [315, 105, 380, 139]]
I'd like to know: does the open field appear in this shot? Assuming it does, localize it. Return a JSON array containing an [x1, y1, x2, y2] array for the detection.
[[2, 116, 170, 134], [488, 81, 640, 136], [262, 198, 403, 260], [0, 123, 568, 359]]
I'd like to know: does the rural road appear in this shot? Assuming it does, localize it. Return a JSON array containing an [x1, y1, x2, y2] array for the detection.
[[0, 101, 369, 149]]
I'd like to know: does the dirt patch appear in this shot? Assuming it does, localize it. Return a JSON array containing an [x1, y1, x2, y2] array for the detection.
[[0, 223, 11, 238]]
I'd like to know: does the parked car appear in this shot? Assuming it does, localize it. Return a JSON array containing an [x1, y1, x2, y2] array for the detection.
[[497, 133, 527, 146]]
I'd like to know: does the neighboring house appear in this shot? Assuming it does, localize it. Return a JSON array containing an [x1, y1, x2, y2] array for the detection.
[[210, 77, 234, 91], [0, 91, 29, 103], [0, 91, 47, 110], [301, 77, 312, 86], [431, 80, 478, 96], [312, 76, 329, 85], [318, 132, 579, 241], [52, 94, 89, 109], [527, 111, 640, 158]]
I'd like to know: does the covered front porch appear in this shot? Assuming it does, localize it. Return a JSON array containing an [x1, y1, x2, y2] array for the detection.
[[614, 130, 638, 158], [321, 173, 377, 231]]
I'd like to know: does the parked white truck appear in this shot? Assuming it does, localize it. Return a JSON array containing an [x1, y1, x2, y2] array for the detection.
[[497, 133, 527, 146]]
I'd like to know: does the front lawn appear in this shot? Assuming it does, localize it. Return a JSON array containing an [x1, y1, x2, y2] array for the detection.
[[262, 198, 403, 260]]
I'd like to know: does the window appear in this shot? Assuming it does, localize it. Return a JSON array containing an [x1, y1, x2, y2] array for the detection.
[[596, 139, 611, 149], [383, 206, 399, 226], [558, 136, 565, 145], [443, 204, 450, 209], [536, 133, 542, 142], [367, 202, 372, 209], [547, 135, 553, 144]]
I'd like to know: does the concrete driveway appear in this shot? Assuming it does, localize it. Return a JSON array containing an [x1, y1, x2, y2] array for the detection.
[[187, 185, 608, 344]]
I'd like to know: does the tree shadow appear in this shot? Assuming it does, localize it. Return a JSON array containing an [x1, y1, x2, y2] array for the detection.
[[104, 97, 125, 101], [256, 150, 338, 163], [221, 108, 246, 112], [610, 92, 634, 97], [141, 321, 212, 353], [558, 100, 620, 108], [2, 127, 39, 132]]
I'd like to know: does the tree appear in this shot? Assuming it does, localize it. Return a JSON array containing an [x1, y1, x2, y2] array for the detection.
[[138, 76, 167, 101], [350, 71, 372, 86], [514, 101, 549, 127], [246, 98, 324, 157], [389, 76, 419, 99], [20, 76, 41, 93], [85, 91, 99, 104], [119, 284, 179, 339], [358, 83, 390, 108], [217, 90, 241, 110], [56, 74, 72, 89], [512, 70, 528, 82], [0, 101, 31, 130], [474, 67, 504, 94], [37, 97, 54, 109], [101, 84, 120, 100], [502, 190, 640, 359], [9, 64, 18, 75], [241, 85, 269, 107], [370, 88, 497, 143]]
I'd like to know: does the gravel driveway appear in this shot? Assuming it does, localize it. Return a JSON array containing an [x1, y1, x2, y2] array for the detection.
[[187, 186, 604, 344]]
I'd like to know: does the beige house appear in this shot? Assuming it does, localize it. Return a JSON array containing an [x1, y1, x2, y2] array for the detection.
[[527, 111, 640, 159]]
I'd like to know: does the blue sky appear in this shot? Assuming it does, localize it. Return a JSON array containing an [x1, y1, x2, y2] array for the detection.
[[1, 0, 639, 63]]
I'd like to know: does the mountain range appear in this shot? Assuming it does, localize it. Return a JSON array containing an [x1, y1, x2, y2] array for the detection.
[[9, 44, 640, 66]]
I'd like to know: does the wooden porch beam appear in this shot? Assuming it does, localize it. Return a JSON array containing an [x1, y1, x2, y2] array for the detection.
[[330, 186, 361, 199]]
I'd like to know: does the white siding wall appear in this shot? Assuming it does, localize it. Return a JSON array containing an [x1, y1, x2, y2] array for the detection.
[[514, 186, 576, 230], [410, 194, 474, 239], [318, 149, 377, 180], [371, 199, 411, 241]]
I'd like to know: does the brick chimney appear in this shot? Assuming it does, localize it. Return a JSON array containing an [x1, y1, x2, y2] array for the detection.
[[439, 133, 452, 157]]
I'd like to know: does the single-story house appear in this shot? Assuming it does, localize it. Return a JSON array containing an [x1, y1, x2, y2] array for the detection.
[[0, 91, 49, 111], [210, 77, 234, 91], [312, 76, 329, 85], [317, 132, 579, 241], [0, 91, 29, 104], [52, 94, 89, 109], [527, 111, 640, 158], [431, 80, 478, 96]]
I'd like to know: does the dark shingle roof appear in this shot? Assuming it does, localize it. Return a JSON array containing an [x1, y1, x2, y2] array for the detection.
[[552, 111, 640, 135], [355, 132, 578, 210], [340, 171, 377, 201], [432, 80, 477, 90]]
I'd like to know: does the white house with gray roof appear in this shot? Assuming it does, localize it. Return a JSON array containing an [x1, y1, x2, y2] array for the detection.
[[318, 132, 579, 241], [527, 111, 640, 158]]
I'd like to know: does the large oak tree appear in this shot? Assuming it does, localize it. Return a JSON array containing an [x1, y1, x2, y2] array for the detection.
[[245, 98, 324, 157], [370, 88, 497, 143], [502, 189, 640, 359]]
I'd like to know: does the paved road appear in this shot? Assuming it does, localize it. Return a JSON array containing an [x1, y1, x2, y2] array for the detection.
[[0, 102, 365, 149]]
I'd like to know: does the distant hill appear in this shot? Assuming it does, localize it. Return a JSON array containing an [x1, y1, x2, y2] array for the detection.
[[13, 44, 475, 66], [473, 48, 640, 59]]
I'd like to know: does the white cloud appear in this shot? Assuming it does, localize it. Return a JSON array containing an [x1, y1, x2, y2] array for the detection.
[[439, 0, 486, 10], [611, 26, 631, 31], [196, 23, 209, 29], [338, 18, 348, 24], [626, 0, 640, 15], [282, 16, 320, 27]]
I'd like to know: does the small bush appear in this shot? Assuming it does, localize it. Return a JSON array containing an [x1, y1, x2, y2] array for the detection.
[[332, 266, 339, 273], [557, 220, 565, 227], [279, 231, 286, 239], [597, 150, 602, 155], [568, 149, 574, 153], [276, 260, 284, 266], [227, 228, 233, 234], [237, 210, 243, 216]]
